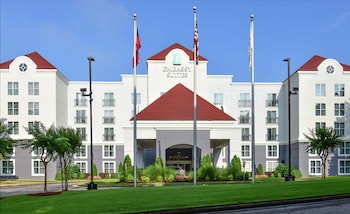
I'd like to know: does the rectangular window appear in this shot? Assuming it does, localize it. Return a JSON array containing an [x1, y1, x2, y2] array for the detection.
[[315, 103, 326, 116], [28, 102, 39, 115], [32, 147, 45, 157], [32, 160, 44, 175], [103, 93, 115, 107], [103, 128, 114, 141], [103, 161, 115, 173], [28, 82, 39, 95], [315, 122, 326, 129], [239, 111, 250, 124], [334, 84, 345, 97], [308, 142, 318, 156], [266, 93, 278, 107], [8, 102, 19, 115], [267, 145, 278, 157], [103, 110, 115, 124], [267, 128, 277, 141], [8, 82, 19, 95], [241, 145, 250, 157], [334, 103, 345, 116], [266, 111, 277, 123], [334, 122, 345, 136], [103, 145, 115, 158], [241, 128, 250, 141], [310, 160, 321, 175], [1, 160, 14, 175], [75, 145, 87, 158], [339, 160, 350, 175], [266, 161, 279, 172], [75, 161, 87, 173], [75, 110, 87, 123], [238, 93, 251, 107], [76, 128, 87, 141], [213, 93, 223, 105], [339, 142, 350, 155], [131, 92, 141, 105], [8, 121, 19, 135], [75, 93, 87, 106], [315, 83, 326, 97]]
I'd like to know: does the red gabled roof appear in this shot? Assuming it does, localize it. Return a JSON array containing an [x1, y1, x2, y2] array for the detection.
[[0, 52, 56, 69], [297, 55, 350, 71], [133, 83, 235, 121], [147, 43, 208, 62]]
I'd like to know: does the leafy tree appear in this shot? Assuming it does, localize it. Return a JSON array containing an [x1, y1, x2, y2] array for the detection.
[[226, 155, 242, 180], [198, 154, 216, 181], [123, 155, 133, 180], [0, 119, 16, 159], [304, 127, 343, 179]]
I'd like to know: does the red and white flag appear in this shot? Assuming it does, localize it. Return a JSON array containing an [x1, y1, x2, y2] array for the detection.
[[194, 23, 199, 65], [132, 29, 141, 68]]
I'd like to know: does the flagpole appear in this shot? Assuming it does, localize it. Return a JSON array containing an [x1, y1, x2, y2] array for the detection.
[[133, 13, 137, 188], [249, 14, 256, 184], [193, 6, 197, 185]]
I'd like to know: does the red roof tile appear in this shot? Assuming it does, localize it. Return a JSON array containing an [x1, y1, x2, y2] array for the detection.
[[133, 83, 235, 121], [147, 43, 208, 62], [297, 55, 350, 71], [0, 52, 56, 69]]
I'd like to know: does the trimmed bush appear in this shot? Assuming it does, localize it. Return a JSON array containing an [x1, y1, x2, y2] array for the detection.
[[258, 164, 264, 175]]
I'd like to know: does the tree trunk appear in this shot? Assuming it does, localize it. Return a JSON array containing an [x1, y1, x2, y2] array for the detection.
[[44, 162, 48, 193]]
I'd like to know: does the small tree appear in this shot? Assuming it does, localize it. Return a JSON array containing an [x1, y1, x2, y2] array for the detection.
[[0, 119, 16, 159], [123, 155, 133, 180], [304, 127, 343, 179], [257, 164, 264, 175], [198, 154, 216, 181], [226, 155, 242, 180]]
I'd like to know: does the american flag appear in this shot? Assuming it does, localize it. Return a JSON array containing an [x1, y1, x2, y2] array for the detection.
[[132, 29, 141, 68], [194, 23, 199, 65]]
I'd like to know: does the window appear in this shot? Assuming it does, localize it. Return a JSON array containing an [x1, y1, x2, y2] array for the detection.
[[339, 142, 350, 155], [75, 93, 87, 106], [28, 102, 39, 115], [131, 92, 141, 105], [238, 93, 251, 107], [75, 161, 87, 173], [315, 103, 326, 116], [75, 145, 87, 158], [103, 110, 115, 124], [75, 110, 87, 123], [8, 102, 19, 115], [213, 93, 223, 105], [315, 83, 326, 97], [103, 145, 115, 158], [32, 160, 44, 175], [334, 84, 345, 97], [8, 82, 19, 95], [239, 111, 250, 124], [267, 128, 278, 141], [103, 128, 114, 141], [308, 142, 318, 156], [334, 103, 345, 116], [32, 147, 45, 157], [241, 145, 250, 157], [310, 160, 321, 175], [8, 121, 19, 135], [242, 161, 251, 172], [266, 161, 278, 172], [334, 122, 345, 136], [103, 161, 115, 173], [315, 122, 326, 129], [266, 93, 278, 106], [339, 160, 350, 175], [1, 160, 14, 175], [76, 128, 87, 141], [266, 111, 277, 123], [241, 128, 250, 141], [28, 82, 39, 95], [103, 93, 115, 107], [267, 145, 278, 157]]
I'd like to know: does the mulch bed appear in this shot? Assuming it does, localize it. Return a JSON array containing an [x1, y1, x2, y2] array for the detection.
[[27, 192, 62, 196]]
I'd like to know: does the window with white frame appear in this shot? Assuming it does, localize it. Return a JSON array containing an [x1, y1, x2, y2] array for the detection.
[[315, 103, 326, 116], [75, 93, 87, 106], [266, 161, 279, 172], [28, 121, 39, 131], [28, 102, 39, 115], [267, 145, 278, 157], [103, 110, 114, 124], [8, 82, 19, 95], [308, 142, 318, 156], [241, 144, 250, 157], [339, 142, 350, 155], [334, 122, 345, 136], [75, 161, 87, 173], [75, 145, 87, 158], [131, 92, 141, 105], [8, 102, 19, 115], [242, 160, 251, 172], [32, 160, 44, 175], [103, 161, 115, 173], [28, 82, 39, 95], [75, 110, 87, 123], [241, 128, 250, 141], [267, 128, 278, 141], [266, 93, 278, 107], [339, 160, 350, 175], [239, 111, 250, 124], [238, 93, 251, 107], [309, 160, 321, 175], [315, 83, 326, 97], [103, 145, 115, 158], [32, 147, 45, 157], [213, 93, 223, 105], [103, 128, 114, 141], [334, 103, 345, 116], [76, 128, 87, 141], [266, 111, 277, 123], [8, 121, 19, 135], [1, 160, 14, 175], [315, 122, 326, 129], [334, 84, 345, 97], [103, 93, 115, 107]]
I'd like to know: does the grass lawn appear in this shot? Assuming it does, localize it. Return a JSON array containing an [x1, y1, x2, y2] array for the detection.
[[1, 177, 349, 214]]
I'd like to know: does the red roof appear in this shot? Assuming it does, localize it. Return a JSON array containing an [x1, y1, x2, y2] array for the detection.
[[147, 43, 208, 62], [133, 83, 235, 121], [0, 52, 56, 69], [298, 55, 350, 71]]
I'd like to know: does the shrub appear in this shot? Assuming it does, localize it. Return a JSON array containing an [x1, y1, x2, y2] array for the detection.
[[92, 163, 98, 176], [274, 163, 288, 177], [226, 155, 243, 180], [79, 173, 86, 179], [258, 164, 264, 175], [270, 172, 275, 178], [126, 173, 134, 181], [198, 154, 216, 181], [141, 175, 150, 183], [292, 169, 302, 178]]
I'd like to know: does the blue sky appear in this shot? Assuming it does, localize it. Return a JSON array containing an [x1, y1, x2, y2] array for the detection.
[[1, 0, 349, 82]]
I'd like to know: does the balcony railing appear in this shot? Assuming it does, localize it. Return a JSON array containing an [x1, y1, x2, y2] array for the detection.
[[241, 135, 251, 141], [74, 99, 87, 107], [266, 134, 279, 141], [239, 117, 251, 124], [103, 117, 115, 124], [238, 100, 251, 107], [103, 99, 115, 107], [266, 117, 279, 124], [75, 117, 87, 124], [103, 134, 115, 141], [266, 100, 278, 107]]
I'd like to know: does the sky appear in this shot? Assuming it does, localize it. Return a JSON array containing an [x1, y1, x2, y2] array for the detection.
[[1, 0, 349, 83]]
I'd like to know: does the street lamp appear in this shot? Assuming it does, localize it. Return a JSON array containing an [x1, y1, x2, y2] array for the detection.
[[81, 56, 97, 190], [283, 57, 298, 182]]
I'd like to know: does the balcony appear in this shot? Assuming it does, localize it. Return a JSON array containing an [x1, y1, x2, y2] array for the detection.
[[266, 100, 278, 107], [103, 134, 115, 141], [266, 134, 279, 141], [103, 117, 115, 124], [239, 117, 251, 124], [238, 100, 251, 107], [241, 135, 251, 141], [75, 117, 87, 124], [266, 117, 278, 124], [74, 99, 87, 107], [103, 99, 115, 107]]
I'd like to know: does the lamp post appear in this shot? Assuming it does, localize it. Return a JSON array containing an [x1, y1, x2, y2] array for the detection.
[[81, 56, 97, 190], [283, 57, 297, 182]]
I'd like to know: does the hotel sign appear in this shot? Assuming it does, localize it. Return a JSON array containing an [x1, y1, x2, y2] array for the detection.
[[163, 66, 191, 78]]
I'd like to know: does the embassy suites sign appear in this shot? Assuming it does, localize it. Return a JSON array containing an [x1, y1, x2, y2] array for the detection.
[[162, 66, 192, 78]]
